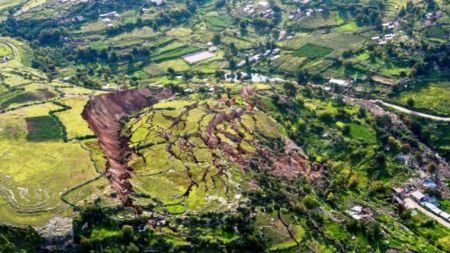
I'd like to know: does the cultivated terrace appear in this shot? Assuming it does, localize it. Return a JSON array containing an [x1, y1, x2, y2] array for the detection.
[[0, 0, 449, 252]]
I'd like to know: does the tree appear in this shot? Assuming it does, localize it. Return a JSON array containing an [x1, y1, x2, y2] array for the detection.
[[167, 67, 176, 79], [126, 243, 140, 253], [122, 225, 134, 242], [108, 52, 119, 62], [0, 234, 15, 253], [365, 221, 382, 241], [319, 112, 334, 125], [342, 125, 351, 136], [426, 162, 437, 173], [303, 195, 319, 209], [438, 235, 450, 252], [283, 83, 297, 97], [407, 97, 415, 108], [296, 70, 309, 84], [357, 107, 366, 118], [212, 33, 221, 45]]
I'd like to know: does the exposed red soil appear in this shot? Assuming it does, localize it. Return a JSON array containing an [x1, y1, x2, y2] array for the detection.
[[82, 87, 173, 208], [272, 139, 323, 181]]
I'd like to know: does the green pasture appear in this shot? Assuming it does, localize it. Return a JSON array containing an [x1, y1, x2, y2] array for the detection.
[[294, 43, 333, 59], [55, 97, 93, 139], [392, 82, 450, 115]]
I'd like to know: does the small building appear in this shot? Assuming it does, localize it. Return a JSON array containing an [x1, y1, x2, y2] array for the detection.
[[379, 40, 387, 45], [440, 212, 450, 220], [423, 179, 437, 189], [411, 190, 426, 202], [345, 205, 369, 220], [385, 34, 395, 40], [424, 202, 442, 215], [278, 30, 287, 41], [392, 187, 404, 194], [208, 46, 217, 53], [257, 1, 270, 8], [150, 0, 165, 5], [99, 11, 119, 18], [329, 78, 350, 86]]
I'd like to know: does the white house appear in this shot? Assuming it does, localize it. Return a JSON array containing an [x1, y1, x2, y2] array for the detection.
[[411, 190, 426, 202]]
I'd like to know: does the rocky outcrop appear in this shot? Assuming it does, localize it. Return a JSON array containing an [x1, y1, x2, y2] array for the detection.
[[82, 87, 173, 208], [37, 217, 73, 251]]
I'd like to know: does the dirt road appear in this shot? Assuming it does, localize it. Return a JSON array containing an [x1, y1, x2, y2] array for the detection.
[[404, 198, 450, 229], [375, 100, 450, 122]]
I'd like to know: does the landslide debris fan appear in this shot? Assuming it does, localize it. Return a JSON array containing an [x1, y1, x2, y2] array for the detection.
[[124, 98, 322, 213]]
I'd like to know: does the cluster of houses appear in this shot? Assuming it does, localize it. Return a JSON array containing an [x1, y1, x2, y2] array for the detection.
[[346, 205, 373, 220], [370, 20, 400, 45], [329, 78, 351, 87], [278, 30, 294, 41], [99, 11, 121, 26], [206, 42, 218, 53], [237, 48, 281, 67], [242, 1, 274, 18], [288, 8, 323, 20], [410, 189, 450, 221], [372, 33, 396, 46], [424, 11, 443, 26], [382, 21, 399, 30], [60, 15, 84, 24]]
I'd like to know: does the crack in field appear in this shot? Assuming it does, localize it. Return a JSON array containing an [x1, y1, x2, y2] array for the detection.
[[82, 87, 173, 210], [83, 86, 322, 212]]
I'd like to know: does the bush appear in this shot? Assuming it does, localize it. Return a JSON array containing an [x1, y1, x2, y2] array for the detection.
[[303, 195, 319, 210]]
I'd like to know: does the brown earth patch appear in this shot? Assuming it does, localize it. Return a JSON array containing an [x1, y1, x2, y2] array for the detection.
[[82, 87, 173, 209]]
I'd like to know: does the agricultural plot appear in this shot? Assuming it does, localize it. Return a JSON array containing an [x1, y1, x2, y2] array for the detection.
[[144, 59, 190, 76], [297, 12, 344, 29], [152, 42, 200, 62], [392, 82, 450, 116], [0, 42, 12, 58], [256, 211, 305, 251], [334, 22, 361, 32], [349, 123, 376, 143], [0, 0, 26, 14], [281, 32, 365, 52], [25, 116, 61, 141], [204, 12, 233, 31], [0, 103, 99, 225], [55, 97, 93, 139], [182, 50, 215, 64], [0, 88, 56, 110], [0, 140, 98, 225], [294, 43, 333, 59]]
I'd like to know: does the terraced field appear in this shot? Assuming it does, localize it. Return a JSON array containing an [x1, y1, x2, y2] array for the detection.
[[392, 82, 450, 116], [0, 103, 99, 225], [0, 38, 106, 226], [124, 95, 317, 214]]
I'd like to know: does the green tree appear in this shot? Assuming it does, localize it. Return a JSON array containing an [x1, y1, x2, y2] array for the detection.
[[407, 97, 415, 108]]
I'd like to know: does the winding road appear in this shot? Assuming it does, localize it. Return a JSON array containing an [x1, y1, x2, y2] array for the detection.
[[0, 39, 19, 62], [374, 100, 450, 122]]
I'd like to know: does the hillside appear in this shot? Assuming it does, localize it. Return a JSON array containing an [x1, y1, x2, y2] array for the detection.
[[0, 0, 449, 252]]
